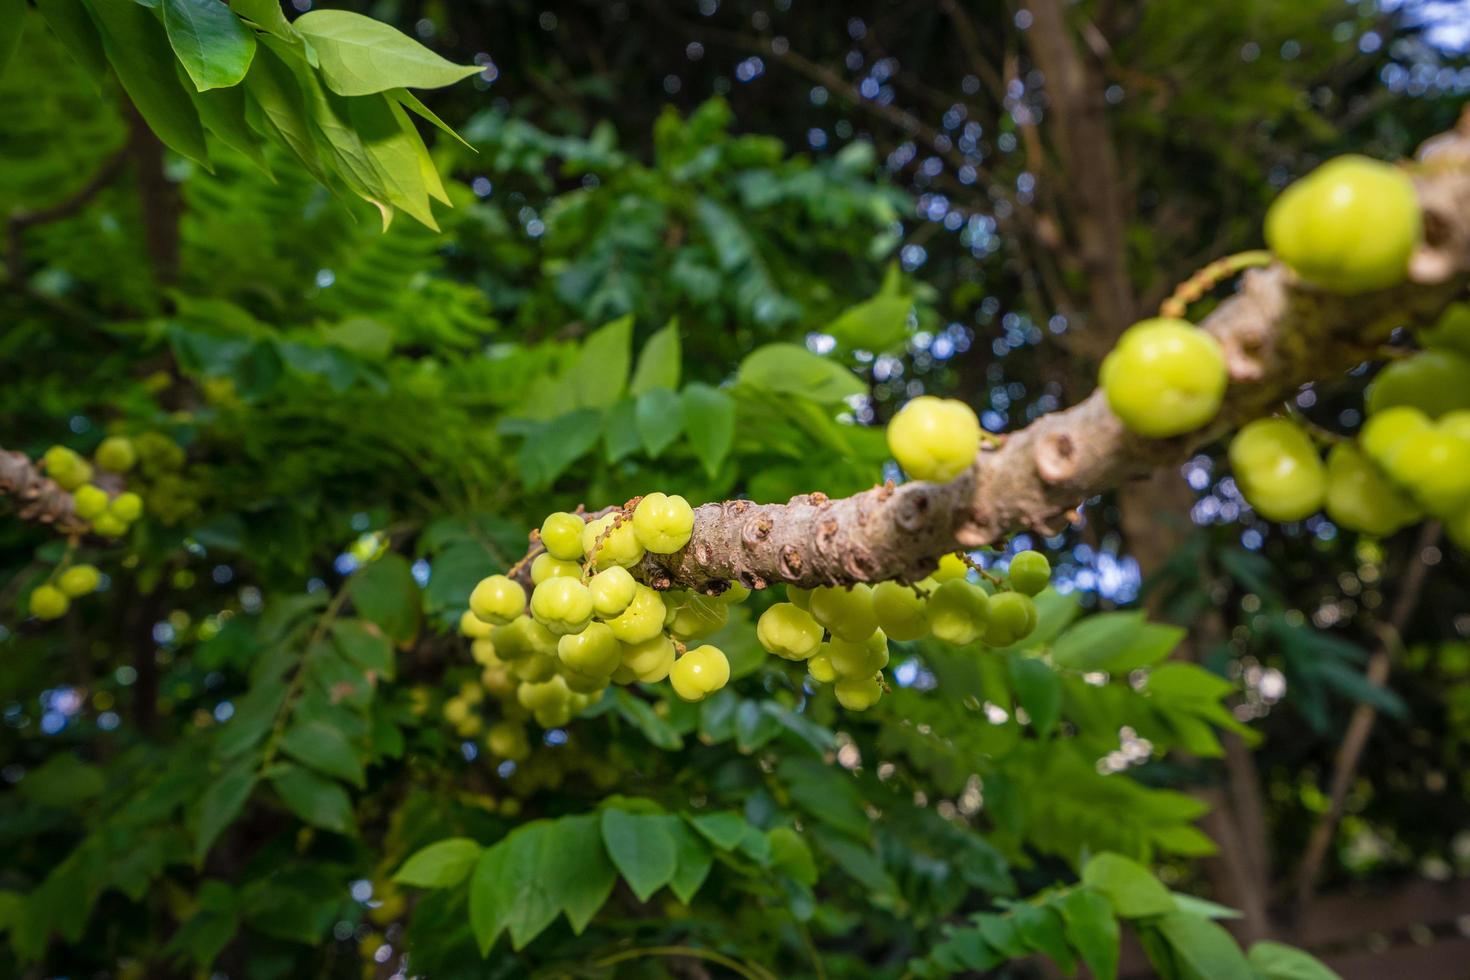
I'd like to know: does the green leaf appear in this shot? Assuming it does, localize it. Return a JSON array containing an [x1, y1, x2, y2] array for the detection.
[[332, 619, 395, 680], [544, 815, 617, 934], [270, 764, 355, 834], [1154, 913, 1254, 980], [17, 753, 104, 808], [388, 88, 474, 150], [681, 382, 735, 477], [35, 0, 106, 78], [215, 677, 289, 758], [190, 83, 269, 172], [242, 43, 323, 178], [767, 827, 817, 886], [1049, 612, 1146, 671], [1172, 893, 1243, 920], [307, 643, 374, 709], [826, 293, 911, 351], [85, 0, 210, 166], [470, 819, 609, 953], [1146, 662, 1236, 703], [280, 720, 365, 787], [393, 838, 483, 889], [349, 554, 421, 646], [665, 817, 714, 904], [601, 807, 678, 902], [1012, 903, 1076, 974], [614, 690, 683, 750], [163, 0, 256, 91], [520, 408, 605, 489], [603, 398, 641, 464], [778, 757, 869, 839], [1009, 654, 1062, 738], [1082, 853, 1178, 918], [0, 0, 24, 82], [635, 387, 684, 458], [566, 315, 633, 410], [738, 343, 865, 404], [1247, 941, 1342, 980], [468, 841, 510, 955], [687, 811, 748, 851], [293, 10, 480, 96], [191, 761, 255, 862], [346, 92, 439, 230], [1057, 888, 1120, 980], [229, 0, 294, 39], [630, 321, 681, 395]]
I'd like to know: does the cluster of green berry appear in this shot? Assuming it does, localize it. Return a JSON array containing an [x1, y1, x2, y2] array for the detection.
[[28, 562, 102, 620], [447, 492, 735, 744], [757, 549, 1050, 711], [43, 437, 144, 538]]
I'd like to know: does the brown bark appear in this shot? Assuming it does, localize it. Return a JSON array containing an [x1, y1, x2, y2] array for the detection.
[[0, 446, 89, 535]]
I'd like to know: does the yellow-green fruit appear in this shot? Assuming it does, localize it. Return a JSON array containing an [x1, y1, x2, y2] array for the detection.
[[1229, 418, 1326, 522], [91, 514, 127, 537], [518, 674, 572, 712], [669, 645, 731, 702], [716, 583, 751, 605], [511, 650, 558, 683], [984, 592, 1038, 647], [834, 675, 883, 711], [1265, 155, 1420, 293], [57, 564, 100, 598], [787, 585, 812, 609], [872, 581, 930, 642], [756, 602, 824, 660], [808, 584, 879, 642], [807, 653, 836, 683], [109, 492, 143, 523], [604, 585, 667, 644], [43, 446, 91, 490], [562, 668, 608, 694], [621, 635, 676, 683], [1099, 318, 1227, 438], [927, 579, 991, 645], [632, 492, 696, 553], [490, 616, 558, 661], [95, 436, 137, 473], [471, 638, 499, 667], [531, 578, 594, 635], [540, 512, 586, 561], [1324, 444, 1421, 536], [29, 584, 69, 620], [1008, 551, 1051, 597], [582, 513, 645, 569], [1384, 428, 1470, 515], [825, 631, 889, 679], [931, 553, 970, 582], [460, 609, 495, 639], [486, 721, 531, 761], [588, 565, 637, 617], [1361, 406, 1431, 470], [470, 574, 527, 626], [442, 696, 472, 727], [481, 664, 515, 698], [1420, 303, 1470, 359], [72, 484, 109, 521], [1440, 411, 1470, 443], [667, 596, 728, 640], [886, 395, 982, 482], [558, 622, 621, 678], [531, 552, 580, 585], [1366, 351, 1470, 419]]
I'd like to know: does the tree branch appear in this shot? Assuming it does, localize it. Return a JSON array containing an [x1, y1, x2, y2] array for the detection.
[[513, 120, 1470, 595], [0, 446, 87, 535]]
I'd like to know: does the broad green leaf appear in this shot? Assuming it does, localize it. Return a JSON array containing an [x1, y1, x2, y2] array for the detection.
[[635, 387, 684, 458], [1247, 940, 1342, 980], [1154, 913, 1254, 980], [243, 43, 325, 178], [1012, 903, 1076, 974], [280, 720, 364, 787], [778, 757, 869, 839], [1056, 888, 1120, 980], [1009, 653, 1062, 738], [565, 315, 633, 410], [270, 764, 354, 834], [229, 0, 294, 39], [85, 0, 210, 166], [215, 677, 289, 758], [825, 293, 911, 351], [601, 807, 678, 901], [349, 554, 421, 646], [519, 407, 604, 488], [306, 643, 374, 709], [738, 343, 865, 403], [603, 398, 641, 464], [190, 83, 269, 172], [1106, 622, 1187, 672], [347, 92, 438, 229], [293, 10, 479, 96], [1049, 611, 1146, 671], [332, 619, 395, 680], [544, 815, 617, 934], [393, 838, 482, 888], [681, 382, 735, 477], [629, 321, 681, 395], [614, 690, 683, 750], [975, 913, 1028, 957], [388, 88, 474, 150], [16, 753, 104, 808], [0, 0, 24, 82], [687, 811, 748, 851], [163, 0, 257, 91], [35, 0, 105, 78], [735, 697, 782, 752], [1082, 853, 1177, 918], [767, 827, 817, 886], [665, 817, 714, 904], [1146, 662, 1236, 703], [1172, 893, 1243, 919], [468, 842, 510, 954]]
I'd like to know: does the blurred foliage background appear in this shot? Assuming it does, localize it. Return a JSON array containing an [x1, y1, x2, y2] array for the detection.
[[2, 1, 1469, 977]]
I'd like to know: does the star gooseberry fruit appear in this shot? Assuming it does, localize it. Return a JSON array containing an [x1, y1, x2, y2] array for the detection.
[[983, 591, 1038, 647], [834, 675, 883, 711], [808, 584, 880, 642], [632, 492, 695, 554], [57, 564, 101, 598], [1099, 318, 1227, 438], [1007, 550, 1051, 597], [885, 395, 982, 482], [927, 579, 990, 645], [1324, 443, 1421, 537], [669, 644, 730, 702], [1365, 350, 1470, 420], [871, 580, 930, 641], [1360, 406, 1431, 470], [530, 577, 594, 635], [469, 574, 526, 626], [1265, 154, 1420, 294], [1382, 425, 1470, 516], [1228, 418, 1326, 522], [29, 584, 69, 620], [756, 602, 824, 660], [581, 513, 645, 569], [539, 512, 586, 561]]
